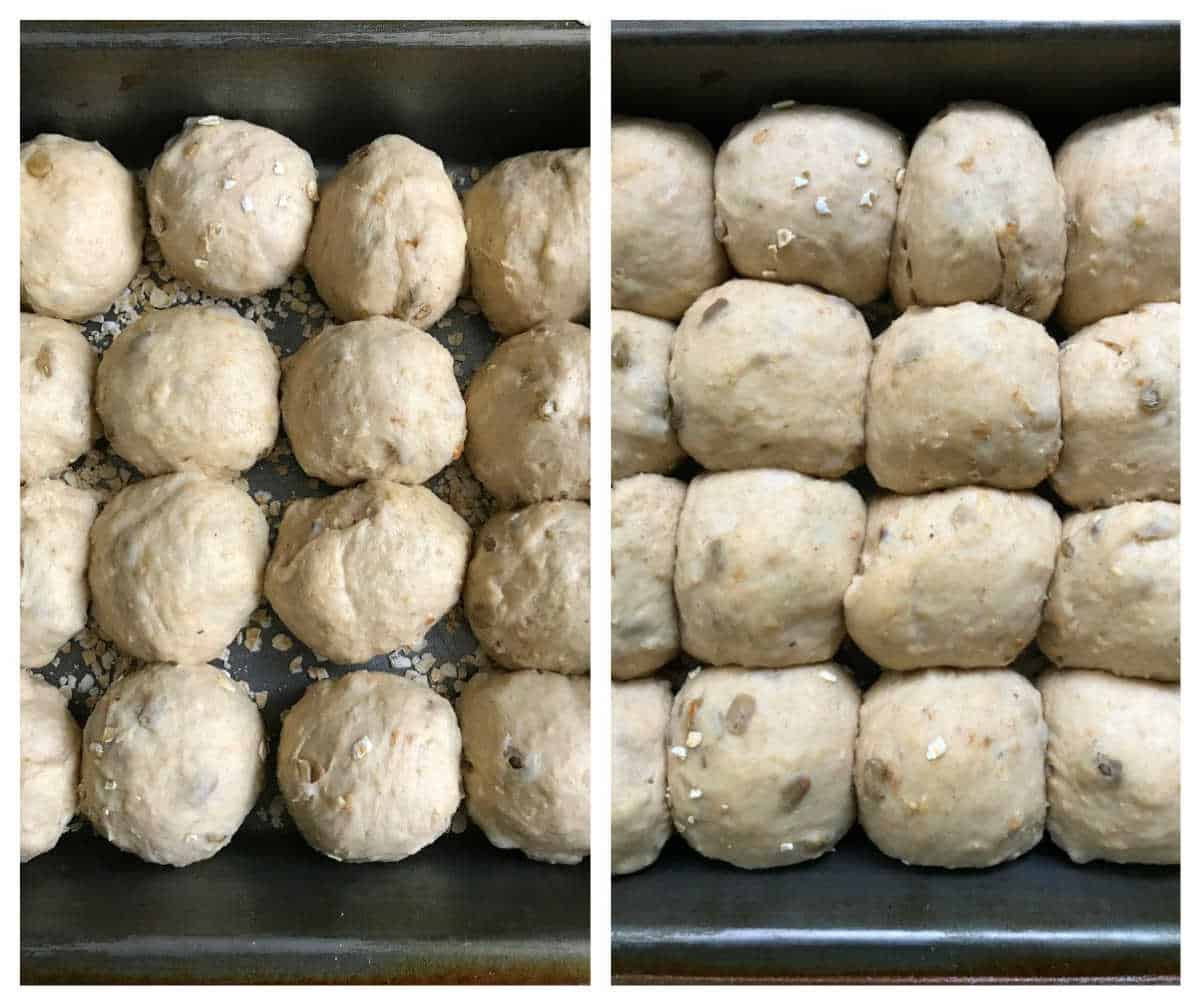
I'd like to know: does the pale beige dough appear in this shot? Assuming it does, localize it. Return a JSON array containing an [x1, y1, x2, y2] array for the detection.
[[612, 677, 673, 875], [611, 310, 684, 479], [21, 671, 81, 862]]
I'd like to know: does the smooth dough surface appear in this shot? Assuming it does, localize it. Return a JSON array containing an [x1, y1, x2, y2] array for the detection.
[[611, 310, 684, 479], [21, 672, 81, 862], [612, 677, 672, 875]]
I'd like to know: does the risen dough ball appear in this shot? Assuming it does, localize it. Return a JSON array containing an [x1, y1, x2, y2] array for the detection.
[[20, 134, 144, 321], [265, 481, 470, 665], [1052, 303, 1179, 509], [465, 321, 590, 507], [1040, 668, 1179, 865], [1039, 502, 1179, 681], [1056, 105, 1180, 332], [281, 316, 465, 486], [713, 105, 906, 303], [675, 469, 865, 668], [459, 670, 590, 865], [866, 302, 1061, 493], [79, 663, 265, 866], [612, 678, 672, 875], [21, 672, 81, 862], [89, 473, 268, 663], [845, 488, 1059, 670], [21, 480, 99, 668], [612, 117, 729, 319], [278, 671, 462, 862], [20, 313, 99, 483], [147, 116, 317, 299], [612, 475, 685, 679], [669, 665, 858, 869], [611, 310, 684, 479], [464, 502, 589, 674], [96, 305, 280, 478], [891, 102, 1067, 321], [856, 669, 1047, 868], [306, 134, 467, 328], [669, 280, 871, 476], [464, 148, 590, 336]]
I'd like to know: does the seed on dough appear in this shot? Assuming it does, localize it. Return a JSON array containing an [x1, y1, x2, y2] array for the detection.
[[223, 178, 237, 190], [926, 735, 948, 761], [689, 788, 703, 799], [814, 196, 832, 216], [855, 149, 871, 167], [792, 171, 811, 190], [772, 99, 796, 110], [352, 736, 373, 760], [195, 115, 222, 126], [859, 190, 878, 209], [780, 841, 795, 852], [685, 730, 703, 748], [240, 194, 255, 214], [895, 167, 906, 191], [670, 745, 689, 760], [273, 161, 285, 175], [818, 669, 839, 683], [776, 227, 796, 248]]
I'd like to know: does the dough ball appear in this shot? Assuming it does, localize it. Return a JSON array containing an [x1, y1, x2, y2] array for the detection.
[[856, 668, 1047, 868], [20, 134, 144, 321], [612, 677, 672, 875], [265, 481, 470, 665], [1052, 302, 1179, 509], [1039, 502, 1179, 681], [147, 116, 317, 299], [306, 134, 467, 327], [612, 475, 686, 679], [89, 473, 269, 663], [611, 310, 684, 479], [465, 320, 590, 507], [96, 305, 280, 479], [20, 313, 100, 483], [1056, 105, 1180, 332], [713, 104, 906, 304], [845, 488, 1059, 670], [891, 102, 1067, 321], [21, 480, 99, 669], [866, 302, 1061, 493], [21, 672, 81, 862], [675, 469, 866, 668], [669, 280, 871, 476], [464, 148, 590, 336], [459, 669, 589, 864], [668, 665, 859, 869], [464, 501, 589, 674], [612, 117, 729, 319], [79, 662, 265, 866], [278, 671, 462, 862], [1040, 668, 1179, 865], [281, 316, 465, 487]]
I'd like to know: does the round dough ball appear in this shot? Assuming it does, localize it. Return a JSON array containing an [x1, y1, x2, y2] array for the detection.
[[1040, 668, 1179, 865], [612, 677, 672, 875], [668, 665, 859, 869], [21, 672, 81, 862], [147, 116, 317, 299], [96, 305, 280, 479], [464, 148, 590, 336], [306, 134, 467, 328], [79, 662, 265, 866], [1039, 502, 1179, 681], [890, 102, 1067, 321], [675, 469, 866, 668], [1056, 105, 1180, 332], [713, 104, 906, 304], [20, 134, 144, 321], [612, 475, 685, 679], [866, 302, 1061, 493], [1052, 302, 1179, 509], [464, 502, 589, 674], [278, 671, 462, 862], [612, 117, 729, 319], [89, 473, 269, 664], [21, 480, 99, 669], [669, 280, 871, 476], [611, 310, 684, 480], [281, 316, 465, 486], [465, 321, 590, 507], [845, 488, 1060, 670], [265, 481, 470, 665], [856, 668, 1047, 868], [458, 669, 590, 864]]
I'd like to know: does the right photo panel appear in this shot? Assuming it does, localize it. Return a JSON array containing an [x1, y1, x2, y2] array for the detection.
[[609, 20, 1181, 984]]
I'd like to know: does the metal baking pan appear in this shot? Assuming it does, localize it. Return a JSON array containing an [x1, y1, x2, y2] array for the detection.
[[21, 20, 590, 985], [611, 19, 1180, 985]]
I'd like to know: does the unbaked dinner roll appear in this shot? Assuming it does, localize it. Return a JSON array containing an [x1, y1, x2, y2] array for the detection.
[[855, 668, 1047, 868], [21, 672, 81, 862], [21, 134, 144, 321], [612, 677, 672, 875], [611, 310, 684, 480]]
